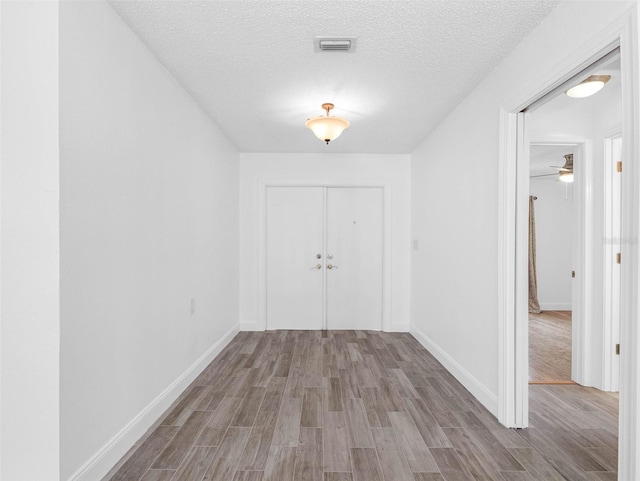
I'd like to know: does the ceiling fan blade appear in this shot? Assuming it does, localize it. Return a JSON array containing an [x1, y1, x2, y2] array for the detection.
[[530, 173, 558, 178]]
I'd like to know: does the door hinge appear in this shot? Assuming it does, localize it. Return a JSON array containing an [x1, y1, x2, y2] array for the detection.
[[571, 270, 575, 278], [616, 343, 620, 355], [616, 161, 622, 173], [616, 252, 621, 264]]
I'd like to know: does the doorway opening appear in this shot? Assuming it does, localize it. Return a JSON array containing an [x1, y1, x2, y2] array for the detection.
[[499, 43, 629, 478], [523, 50, 621, 393], [498, 9, 639, 479], [529, 143, 577, 385]]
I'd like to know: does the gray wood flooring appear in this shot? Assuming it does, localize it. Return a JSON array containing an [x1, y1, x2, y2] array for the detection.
[[529, 311, 573, 383], [104, 331, 618, 481]]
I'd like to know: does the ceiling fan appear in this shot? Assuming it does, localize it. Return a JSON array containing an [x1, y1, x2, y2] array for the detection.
[[530, 153, 574, 183]]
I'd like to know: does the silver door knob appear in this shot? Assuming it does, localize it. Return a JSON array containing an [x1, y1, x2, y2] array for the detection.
[[328, 254, 334, 259], [311, 264, 322, 270], [327, 264, 338, 269]]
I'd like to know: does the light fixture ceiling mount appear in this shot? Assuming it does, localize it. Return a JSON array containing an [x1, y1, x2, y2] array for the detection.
[[305, 103, 350, 144], [313, 36, 357, 52], [565, 75, 611, 98]]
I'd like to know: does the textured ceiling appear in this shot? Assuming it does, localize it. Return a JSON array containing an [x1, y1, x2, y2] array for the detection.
[[108, 0, 560, 154]]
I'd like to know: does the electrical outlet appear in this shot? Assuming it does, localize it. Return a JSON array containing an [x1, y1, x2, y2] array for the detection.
[[190, 297, 195, 315]]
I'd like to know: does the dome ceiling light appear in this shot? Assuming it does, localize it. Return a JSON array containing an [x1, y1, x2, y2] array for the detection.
[[565, 75, 611, 98], [305, 103, 350, 144]]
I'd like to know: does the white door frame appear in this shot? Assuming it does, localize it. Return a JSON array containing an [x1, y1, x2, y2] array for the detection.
[[257, 180, 392, 332], [603, 132, 623, 392], [497, 7, 639, 480]]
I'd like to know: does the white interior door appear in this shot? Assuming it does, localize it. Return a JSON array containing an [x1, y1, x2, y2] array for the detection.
[[265, 185, 383, 330], [326, 187, 383, 330], [266, 186, 324, 330]]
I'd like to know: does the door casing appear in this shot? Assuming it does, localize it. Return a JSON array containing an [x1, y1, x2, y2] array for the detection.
[[603, 133, 623, 392]]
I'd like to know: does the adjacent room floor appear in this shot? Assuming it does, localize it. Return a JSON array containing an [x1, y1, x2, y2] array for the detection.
[[104, 330, 618, 481], [529, 310, 573, 384]]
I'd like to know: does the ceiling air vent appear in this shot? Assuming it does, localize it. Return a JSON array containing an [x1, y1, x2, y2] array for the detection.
[[314, 36, 357, 52]]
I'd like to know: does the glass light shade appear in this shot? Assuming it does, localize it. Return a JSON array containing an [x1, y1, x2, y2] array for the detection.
[[305, 116, 350, 144], [559, 172, 574, 183], [565, 75, 610, 98], [566, 81, 604, 98]]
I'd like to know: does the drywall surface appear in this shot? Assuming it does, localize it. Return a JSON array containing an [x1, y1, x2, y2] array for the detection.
[[59, 2, 239, 479], [529, 177, 574, 310], [410, 0, 631, 415], [0, 2, 61, 479], [239, 153, 411, 331]]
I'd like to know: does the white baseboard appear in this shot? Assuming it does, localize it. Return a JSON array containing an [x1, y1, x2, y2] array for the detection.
[[410, 327, 498, 417], [239, 319, 260, 331], [240, 321, 408, 332], [539, 303, 572, 311], [68, 323, 240, 481], [389, 322, 410, 332]]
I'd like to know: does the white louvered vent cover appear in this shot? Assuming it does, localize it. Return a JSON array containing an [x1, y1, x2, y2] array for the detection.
[[314, 36, 357, 52]]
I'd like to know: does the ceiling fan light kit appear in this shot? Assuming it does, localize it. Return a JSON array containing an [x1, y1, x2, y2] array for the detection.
[[559, 172, 574, 183], [565, 75, 611, 98], [305, 103, 350, 144], [554, 153, 574, 183], [531, 153, 574, 183]]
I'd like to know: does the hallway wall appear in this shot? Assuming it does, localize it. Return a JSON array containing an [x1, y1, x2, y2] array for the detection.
[[59, 2, 239, 479], [1, 2, 61, 479], [410, 0, 634, 415]]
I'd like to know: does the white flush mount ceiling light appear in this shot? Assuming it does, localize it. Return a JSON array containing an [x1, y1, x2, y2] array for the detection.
[[565, 75, 611, 98], [305, 103, 350, 144]]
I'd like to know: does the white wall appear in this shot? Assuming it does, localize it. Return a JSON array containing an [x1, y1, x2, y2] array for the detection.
[[530, 176, 574, 310], [1, 2, 61, 479], [410, 0, 633, 416], [59, 2, 239, 479], [239, 153, 411, 332]]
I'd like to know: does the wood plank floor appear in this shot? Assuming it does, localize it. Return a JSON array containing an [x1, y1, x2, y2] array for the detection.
[[529, 311, 573, 384], [104, 331, 618, 481]]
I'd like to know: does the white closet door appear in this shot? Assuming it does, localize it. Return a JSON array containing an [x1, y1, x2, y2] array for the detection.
[[266, 187, 324, 330], [326, 187, 383, 330]]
